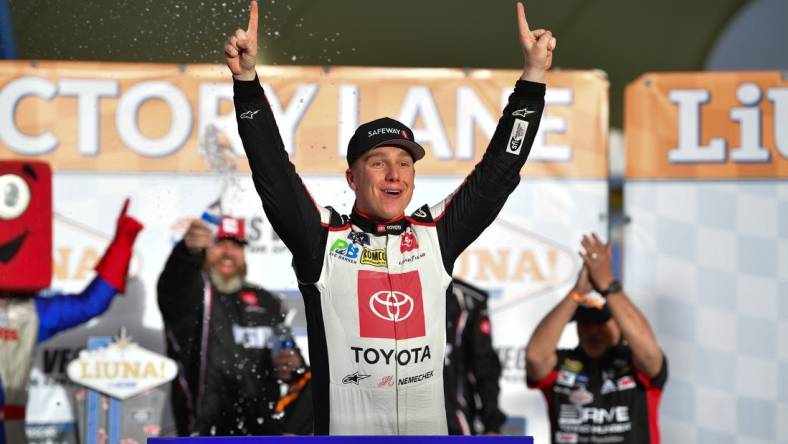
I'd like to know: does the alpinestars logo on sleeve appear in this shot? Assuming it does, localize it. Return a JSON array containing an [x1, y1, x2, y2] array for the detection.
[[240, 109, 261, 120], [512, 108, 536, 118]]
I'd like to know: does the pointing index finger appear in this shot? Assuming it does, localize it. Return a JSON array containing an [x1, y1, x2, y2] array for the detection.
[[120, 198, 130, 217], [517, 2, 531, 36], [247, 0, 258, 35]]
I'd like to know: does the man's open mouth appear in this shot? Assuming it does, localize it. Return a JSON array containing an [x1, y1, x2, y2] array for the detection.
[[0, 231, 28, 263], [383, 189, 402, 196]]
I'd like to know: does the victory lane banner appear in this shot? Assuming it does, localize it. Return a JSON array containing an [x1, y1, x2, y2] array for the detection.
[[625, 70, 788, 179], [0, 61, 608, 178], [2, 61, 610, 442]]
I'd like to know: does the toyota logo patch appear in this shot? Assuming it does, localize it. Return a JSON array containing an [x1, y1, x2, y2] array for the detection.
[[358, 270, 426, 339], [369, 290, 414, 322]]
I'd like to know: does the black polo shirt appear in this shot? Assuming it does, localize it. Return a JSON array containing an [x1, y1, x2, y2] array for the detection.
[[528, 343, 668, 444]]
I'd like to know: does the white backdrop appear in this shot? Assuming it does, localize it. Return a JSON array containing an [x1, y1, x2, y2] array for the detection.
[[624, 181, 788, 443]]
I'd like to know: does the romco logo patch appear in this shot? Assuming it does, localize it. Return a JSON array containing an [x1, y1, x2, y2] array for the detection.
[[358, 270, 425, 339], [360, 248, 387, 267]]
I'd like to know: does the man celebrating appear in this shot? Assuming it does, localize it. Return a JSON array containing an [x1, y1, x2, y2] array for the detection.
[[157, 216, 302, 436], [224, 0, 555, 435], [526, 234, 667, 443]]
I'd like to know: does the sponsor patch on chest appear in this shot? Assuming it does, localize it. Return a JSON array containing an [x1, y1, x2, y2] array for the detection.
[[360, 248, 387, 267], [357, 270, 426, 340]]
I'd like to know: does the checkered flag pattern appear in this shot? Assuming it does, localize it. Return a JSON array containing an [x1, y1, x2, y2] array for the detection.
[[624, 181, 788, 444]]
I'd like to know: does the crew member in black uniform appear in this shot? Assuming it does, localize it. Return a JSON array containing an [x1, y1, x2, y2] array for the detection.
[[445, 279, 506, 435], [526, 234, 667, 444], [157, 216, 304, 436]]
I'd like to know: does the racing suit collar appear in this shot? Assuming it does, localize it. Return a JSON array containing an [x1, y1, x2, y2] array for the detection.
[[349, 208, 410, 236]]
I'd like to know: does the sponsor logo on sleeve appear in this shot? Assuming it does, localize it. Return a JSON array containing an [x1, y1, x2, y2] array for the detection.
[[239, 109, 261, 120], [506, 119, 529, 155], [512, 108, 536, 118]]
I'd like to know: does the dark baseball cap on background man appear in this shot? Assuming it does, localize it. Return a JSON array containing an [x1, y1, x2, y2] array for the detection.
[[346, 117, 426, 166], [572, 304, 612, 324], [216, 216, 247, 245]]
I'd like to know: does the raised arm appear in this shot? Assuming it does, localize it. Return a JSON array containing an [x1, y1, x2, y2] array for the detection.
[[156, 220, 209, 321], [580, 234, 664, 378], [225, 1, 326, 282], [36, 199, 143, 342], [525, 266, 588, 383], [434, 3, 555, 270]]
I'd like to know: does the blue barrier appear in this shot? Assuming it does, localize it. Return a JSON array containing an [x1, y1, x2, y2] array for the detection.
[[149, 437, 534, 444]]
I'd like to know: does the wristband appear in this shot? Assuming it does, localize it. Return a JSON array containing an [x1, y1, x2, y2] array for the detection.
[[569, 290, 586, 303]]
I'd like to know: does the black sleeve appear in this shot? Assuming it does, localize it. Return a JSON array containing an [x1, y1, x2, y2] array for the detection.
[[156, 240, 205, 322], [436, 80, 545, 272], [650, 353, 668, 389], [465, 291, 507, 433], [282, 376, 315, 435], [233, 76, 327, 283]]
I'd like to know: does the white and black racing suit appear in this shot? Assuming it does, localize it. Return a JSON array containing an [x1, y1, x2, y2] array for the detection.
[[233, 75, 545, 435]]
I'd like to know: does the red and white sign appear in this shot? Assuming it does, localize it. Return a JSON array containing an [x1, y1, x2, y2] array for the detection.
[[358, 270, 425, 339]]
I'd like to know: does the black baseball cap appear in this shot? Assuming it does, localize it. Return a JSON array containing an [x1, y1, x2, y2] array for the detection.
[[346, 117, 426, 167], [572, 304, 612, 324]]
